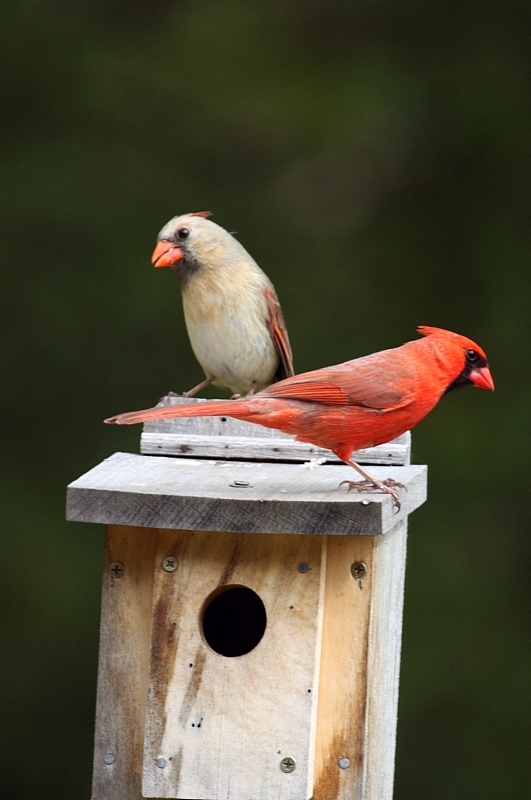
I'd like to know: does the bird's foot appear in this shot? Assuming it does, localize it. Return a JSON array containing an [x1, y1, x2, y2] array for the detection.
[[231, 382, 257, 400], [159, 391, 186, 402], [340, 478, 406, 512]]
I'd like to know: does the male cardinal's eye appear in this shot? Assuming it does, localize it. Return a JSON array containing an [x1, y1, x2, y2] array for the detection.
[[466, 349, 479, 361], [178, 228, 190, 239]]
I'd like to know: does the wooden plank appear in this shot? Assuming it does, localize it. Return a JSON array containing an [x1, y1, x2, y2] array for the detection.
[[362, 519, 408, 799], [67, 453, 427, 536], [313, 520, 408, 800], [139, 396, 411, 466], [313, 535, 375, 800], [143, 396, 301, 437], [142, 529, 326, 800], [91, 525, 158, 800], [140, 432, 410, 466]]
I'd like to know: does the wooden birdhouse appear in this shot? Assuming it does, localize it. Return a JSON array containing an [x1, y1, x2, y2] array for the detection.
[[67, 397, 427, 800]]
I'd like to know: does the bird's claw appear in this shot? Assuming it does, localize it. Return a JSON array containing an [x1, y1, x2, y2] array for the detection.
[[340, 478, 406, 512], [159, 391, 186, 403], [231, 382, 258, 400]]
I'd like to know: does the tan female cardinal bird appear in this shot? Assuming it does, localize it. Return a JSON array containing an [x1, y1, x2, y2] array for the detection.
[[106, 326, 494, 509], [151, 211, 294, 397]]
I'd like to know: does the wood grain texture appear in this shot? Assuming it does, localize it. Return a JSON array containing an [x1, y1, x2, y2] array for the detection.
[[140, 432, 410, 466], [74, 398, 422, 800], [363, 519, 408, 799], [91, 525, 158, 800], [142, 529, 326, 800], [139, 396, 411, 466], [313, 536, 374, 800], [67, 452, 427, 536], [312, 522, 408, 800]]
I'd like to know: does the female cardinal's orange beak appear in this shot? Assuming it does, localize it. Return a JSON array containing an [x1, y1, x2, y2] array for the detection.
[[151, 241, 184, 268], [470, 366, 495, 391]]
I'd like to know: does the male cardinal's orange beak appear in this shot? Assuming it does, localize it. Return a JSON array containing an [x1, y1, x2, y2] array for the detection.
[[470, 366, 495, 391], [151, 241, 184, 268]]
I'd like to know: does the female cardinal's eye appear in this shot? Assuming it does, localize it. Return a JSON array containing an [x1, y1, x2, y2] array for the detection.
[[178, 228, 190, 239]]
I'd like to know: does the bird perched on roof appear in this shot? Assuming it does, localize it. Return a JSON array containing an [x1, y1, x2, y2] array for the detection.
[[106, 326, 494, 510], [151, 211, 294, 397]]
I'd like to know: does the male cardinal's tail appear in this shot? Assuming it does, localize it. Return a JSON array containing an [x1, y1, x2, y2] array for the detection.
[[105, 400, 247, 425]]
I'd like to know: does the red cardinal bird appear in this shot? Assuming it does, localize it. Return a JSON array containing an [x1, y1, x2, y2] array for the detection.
[[152, 211, 293, 397], [106, 326, 494, 509]]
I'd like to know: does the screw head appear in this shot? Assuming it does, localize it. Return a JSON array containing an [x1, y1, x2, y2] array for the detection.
[[230, 480, 250, 487], [103, 753, 115, 765], [280, 756, 296, 773], [338, 757, 351, 769], [162, 556, 178, 572], [109, 562, 124, 578], [156, 757, 167, 769], [350, 561, 367, 581], [297, 562, 310, 573]]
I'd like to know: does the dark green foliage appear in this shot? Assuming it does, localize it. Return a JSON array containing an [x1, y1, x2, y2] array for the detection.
[[1, 1, 530, 797]]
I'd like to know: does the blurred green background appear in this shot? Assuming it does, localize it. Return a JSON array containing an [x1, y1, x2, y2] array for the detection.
[[1, 1, 530, 797]]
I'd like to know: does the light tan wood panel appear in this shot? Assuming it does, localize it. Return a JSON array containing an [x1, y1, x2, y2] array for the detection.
[[313, 535, 375, 800], [313, 522, 408, 800], [142, 529, 326, 800]]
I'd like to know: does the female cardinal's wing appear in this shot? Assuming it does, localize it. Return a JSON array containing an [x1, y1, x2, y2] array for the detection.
[[263, 286, 294, 380], [261, 353, 417, 410]]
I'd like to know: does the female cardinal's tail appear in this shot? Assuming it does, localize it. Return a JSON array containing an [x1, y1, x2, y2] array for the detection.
[[104, 399, 248, 425]]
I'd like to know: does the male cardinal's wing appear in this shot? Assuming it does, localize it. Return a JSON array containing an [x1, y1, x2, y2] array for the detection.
[[263, 287, 294, 379], [261, 355, 417, 410]]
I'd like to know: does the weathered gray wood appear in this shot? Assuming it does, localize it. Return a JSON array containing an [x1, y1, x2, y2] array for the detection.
[[362, 519, 408, 799], [142, 530, 326, 800], [140, 431, 410, 465], [139, 397, 411, 466], [91, 525, 158, 800], [67, 452, 427, 535]]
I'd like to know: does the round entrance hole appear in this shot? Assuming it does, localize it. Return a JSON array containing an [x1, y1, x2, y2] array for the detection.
[[201, 585, 267, 657]]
